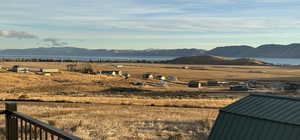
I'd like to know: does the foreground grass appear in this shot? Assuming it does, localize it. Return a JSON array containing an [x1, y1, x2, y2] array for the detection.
[[0, 102, 218, 140]]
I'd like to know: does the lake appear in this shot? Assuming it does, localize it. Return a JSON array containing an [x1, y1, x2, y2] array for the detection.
[[252, 58, 300, 65], [0, 55, 299, 65]]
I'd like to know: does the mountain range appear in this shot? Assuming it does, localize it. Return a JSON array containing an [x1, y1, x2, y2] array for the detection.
[[1, 43, 300, 58], [0, 47, 206, 57], [208, 43, 300, 58]]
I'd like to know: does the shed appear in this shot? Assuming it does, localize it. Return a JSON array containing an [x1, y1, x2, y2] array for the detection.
[[143, 74, 154, 79], [209, 94, 300, 140], [12, 65, 30, 73], [40, 69, 59, 73], [188, 81, 202, 88]]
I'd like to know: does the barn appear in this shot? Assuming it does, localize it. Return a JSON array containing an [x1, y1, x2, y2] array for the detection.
[[209, 94, 300, 140]]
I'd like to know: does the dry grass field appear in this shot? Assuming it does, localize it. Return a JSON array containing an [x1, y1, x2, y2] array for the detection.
[[0, 62, 299, 139], [0, 102, 219, 140]]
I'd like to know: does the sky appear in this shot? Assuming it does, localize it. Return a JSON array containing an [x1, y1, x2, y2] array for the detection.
[[1, 0, 300, 50]]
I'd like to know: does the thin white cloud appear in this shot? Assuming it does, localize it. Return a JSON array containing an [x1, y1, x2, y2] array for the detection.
[[50, 15, 300, 32], [0, 0, 300, 49], [0, 30, 37, 39]]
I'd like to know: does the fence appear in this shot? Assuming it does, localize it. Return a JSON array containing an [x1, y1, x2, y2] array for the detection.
[[2, 102, 83, 140]]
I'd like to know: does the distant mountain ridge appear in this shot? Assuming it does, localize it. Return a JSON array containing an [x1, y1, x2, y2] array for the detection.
[[208, 43, 300, 58], [0, 47, 206, 57], [1, 43, 300, 58]]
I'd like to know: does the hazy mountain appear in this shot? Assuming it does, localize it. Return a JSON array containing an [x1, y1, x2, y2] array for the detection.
[[208, 45, 255, 57], [0, 47, 206, 57], [2, 43, 300, 58], [208, 43, 300, 58]]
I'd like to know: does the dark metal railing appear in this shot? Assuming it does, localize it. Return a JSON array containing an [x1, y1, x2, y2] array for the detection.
[[3, 102, 83, 140]]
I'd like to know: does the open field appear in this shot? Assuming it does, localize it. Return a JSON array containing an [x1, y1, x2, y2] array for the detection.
[[0, 102, 218, 140], [0, 62, 300, 139], [1, 62, 300, 95]]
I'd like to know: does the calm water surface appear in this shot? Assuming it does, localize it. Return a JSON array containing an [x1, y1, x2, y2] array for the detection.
[[0, 55, 299, 65]]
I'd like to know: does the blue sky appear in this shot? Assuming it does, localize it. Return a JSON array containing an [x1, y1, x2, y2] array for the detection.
[[1, 0, 300, 50]]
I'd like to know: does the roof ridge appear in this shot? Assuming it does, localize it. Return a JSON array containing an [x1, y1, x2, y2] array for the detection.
[[250, 93, 300, 102], [221, 110, 300, 127]]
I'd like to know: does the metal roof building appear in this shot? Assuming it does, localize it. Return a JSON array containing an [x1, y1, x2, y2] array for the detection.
[[209, 94, 300, 140]]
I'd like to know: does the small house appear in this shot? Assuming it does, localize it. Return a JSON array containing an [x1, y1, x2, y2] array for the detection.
[[12, 65, 30, 73], [209, 94, 300, 140], [40, 69, 59, 73], [156, 75, 166, 81], [188, 81, 202, 88], [143, 74, 154, 79]]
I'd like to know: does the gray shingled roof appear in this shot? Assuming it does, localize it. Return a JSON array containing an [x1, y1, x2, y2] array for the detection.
[[209, 94, 300, 140]]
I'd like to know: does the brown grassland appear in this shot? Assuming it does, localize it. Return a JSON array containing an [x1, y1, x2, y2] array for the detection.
[[0, 62, 300, 139]]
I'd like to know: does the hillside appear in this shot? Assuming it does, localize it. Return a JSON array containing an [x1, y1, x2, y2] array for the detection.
[[208, 43, 300, 58], [208, 45, 255, 57], [167, 55, 269, 65]]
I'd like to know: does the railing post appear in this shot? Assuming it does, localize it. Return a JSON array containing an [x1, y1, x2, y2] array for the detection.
[[5, 102, 18, 140]]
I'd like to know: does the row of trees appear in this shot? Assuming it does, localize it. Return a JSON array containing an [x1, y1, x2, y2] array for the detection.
[[0, 58, 163, 63]]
